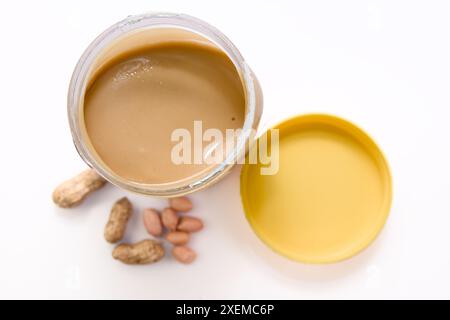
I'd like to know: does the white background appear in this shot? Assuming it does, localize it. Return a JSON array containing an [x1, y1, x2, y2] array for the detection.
[[0, 0, 449, 299]]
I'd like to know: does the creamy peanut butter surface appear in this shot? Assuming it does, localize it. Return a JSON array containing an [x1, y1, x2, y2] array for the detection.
[[83, 36, 245, 184]]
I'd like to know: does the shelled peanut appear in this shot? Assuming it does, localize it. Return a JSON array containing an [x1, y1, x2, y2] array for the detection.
[[178, 216, 204, 233], [143, 208, 163, 237], [166, 231, 190, 245], [143, 196, 203, 264], [172, 246, 196, 264], [169, 197, 193, 212], [161, 207, 179, 231]]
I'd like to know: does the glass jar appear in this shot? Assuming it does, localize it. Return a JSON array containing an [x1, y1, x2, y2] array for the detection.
[[68, 12, 263, 197]]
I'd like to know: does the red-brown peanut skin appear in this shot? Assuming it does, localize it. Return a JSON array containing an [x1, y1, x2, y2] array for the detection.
[[161, 207, 179, 231], [143, 208, 163, 237], [169, 197, 193, 212], [177, 216, 203, 232], [172, 246, 196, 264], [166, 231, 190, 245]]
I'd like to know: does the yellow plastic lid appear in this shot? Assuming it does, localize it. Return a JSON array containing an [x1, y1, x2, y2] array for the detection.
[[240, 114, 392, 264]]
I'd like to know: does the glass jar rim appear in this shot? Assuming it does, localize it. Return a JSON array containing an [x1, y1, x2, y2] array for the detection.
[[67, 12, 258, 196]]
